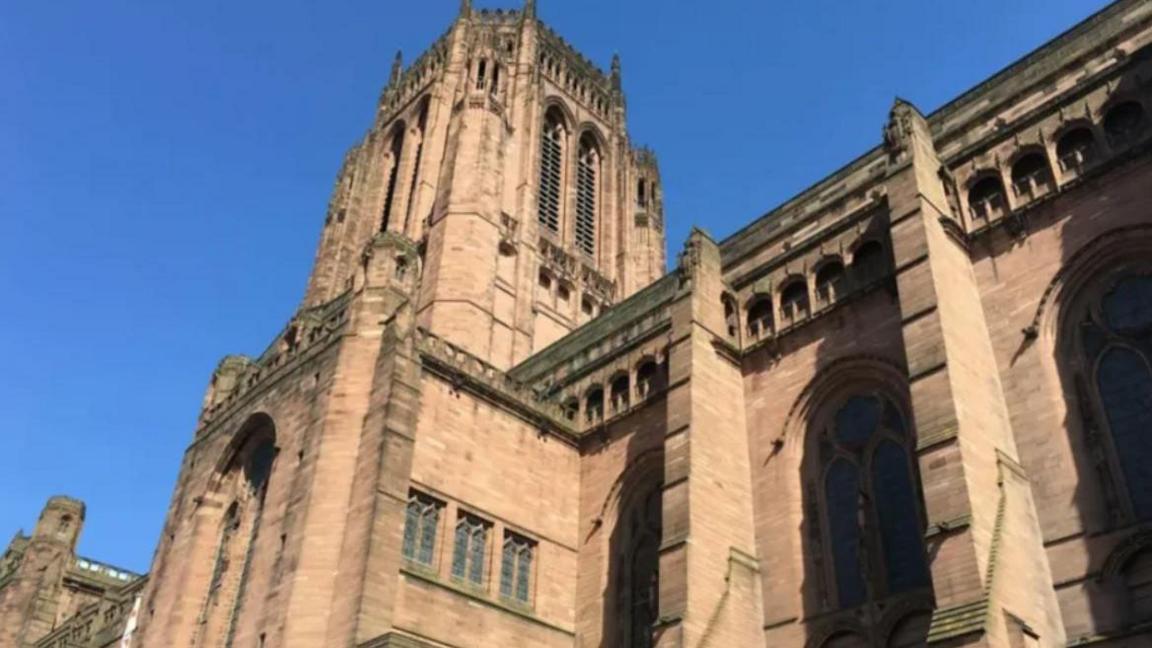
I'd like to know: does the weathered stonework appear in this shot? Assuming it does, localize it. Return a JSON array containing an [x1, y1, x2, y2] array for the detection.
[[6, 1, 1152, 647]]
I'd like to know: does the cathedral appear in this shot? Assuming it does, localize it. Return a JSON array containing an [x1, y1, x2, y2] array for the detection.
[[4, 0, 1152, 646]]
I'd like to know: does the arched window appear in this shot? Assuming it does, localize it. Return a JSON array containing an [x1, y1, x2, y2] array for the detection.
[[780, 280, 810, 326], [198, 416, 278, 644], [538, 110, 566, 234], [637, 178, 647, 207], [968, 174, 1007, 221], [747, 297, 773, 340], [625, 487, 661, 648], [405, 98, 431, 230], [636, 360, 658, 399], [610, 373, 631, 413], [1071, 274, 1152, 523], [1104, 101, 1146, 147], [816, 261, 846, 306], [818, 395, 929, 609], [1057, 127, 1098, 172], [585, 386, 605, 424], [1011, 152, 1054, 201], [852, 241, 886, 285], [575, 133, 600, 257], [381, 124, 406, 231]]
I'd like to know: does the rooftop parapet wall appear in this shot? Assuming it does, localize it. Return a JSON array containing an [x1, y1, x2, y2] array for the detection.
[[508, 273, 677, 387], [719, 0, 1151, 280]]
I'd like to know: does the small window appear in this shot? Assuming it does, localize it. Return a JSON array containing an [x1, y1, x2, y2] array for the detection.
[[490, 63, 500, 95], [451, 512, 490, 586], [499, 532, 535, 604], [746, 298, 773, 340], [476, 59, 487, 90], [636, 360, 658, 399], [610, 373, 631, 413], [637, 179, 647, 207], [561, 397, 579, 421], [968, 175, 1007, 221], [538, 270, 552, 291], [402, 491, 442, 566], [585, 387, 605, 424], [780, 280, 810, 325], [582, 296, 595, 317], [815, 262, 845, 306], [853, 241, 886, 283], [557, 283, 571, 302], [1011, 152, 1053, 200], [1057, 127, 1097, 172], [1104, 101, 1145, 146]]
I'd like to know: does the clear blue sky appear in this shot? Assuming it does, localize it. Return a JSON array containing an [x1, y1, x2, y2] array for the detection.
[[0, 0, 1108, 572]]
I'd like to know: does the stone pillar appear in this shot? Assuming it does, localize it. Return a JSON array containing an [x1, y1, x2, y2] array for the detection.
[[883, 100, 1064, 646], [656, 231, 764, 647]]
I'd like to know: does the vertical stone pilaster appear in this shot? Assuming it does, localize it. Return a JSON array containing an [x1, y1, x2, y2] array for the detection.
[[657, 231, 764, 648], [883, 100, 1063, 646], [324, 234, 423, 646]]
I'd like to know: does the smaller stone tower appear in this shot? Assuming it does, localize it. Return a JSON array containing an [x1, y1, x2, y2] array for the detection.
[[0, 497, 84, 647]]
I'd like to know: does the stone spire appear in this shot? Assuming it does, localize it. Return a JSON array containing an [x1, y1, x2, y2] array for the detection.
[[459, 0, 471, 17], [523, 0, 536, 18], [390, 50, 403, 85], [611, 53, 622, 91]]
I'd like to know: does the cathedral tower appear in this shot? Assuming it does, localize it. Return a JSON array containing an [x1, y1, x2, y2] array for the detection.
[[304, 0, 666, 369]]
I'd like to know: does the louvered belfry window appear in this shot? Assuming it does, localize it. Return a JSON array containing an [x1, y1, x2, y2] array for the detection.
[[575, 135, 599, 257], [537, 112, 564, 234]]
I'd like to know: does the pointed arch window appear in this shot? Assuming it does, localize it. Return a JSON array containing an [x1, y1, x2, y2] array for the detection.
[[817, 395, 930, 610], [625, 487, 661, 648], [537, 110, 565, 234], [381, 124, 406, 231], [575, 133, 600, 257], [1074, 274, 1152, 523]]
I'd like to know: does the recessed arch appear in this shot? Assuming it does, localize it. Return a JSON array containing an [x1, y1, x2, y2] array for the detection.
[[967, 172, 1007, 221]]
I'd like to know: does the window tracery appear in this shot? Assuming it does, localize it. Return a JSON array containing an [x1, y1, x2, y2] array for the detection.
[[1069, 273, 1152, 523], [815, 394, 930, 610]]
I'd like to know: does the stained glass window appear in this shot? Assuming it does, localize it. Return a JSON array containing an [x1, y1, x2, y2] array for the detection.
[[821, 394, 929, 610], [1103, 276, 1152, 333], [825, 459, 865, 608], [1096, 347, 1152, 520], [873, 441, 931, 593], [835, 396, 880, 446]]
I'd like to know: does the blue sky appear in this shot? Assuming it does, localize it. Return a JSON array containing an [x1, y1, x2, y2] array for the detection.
[[0, 0, 1108, 572]]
